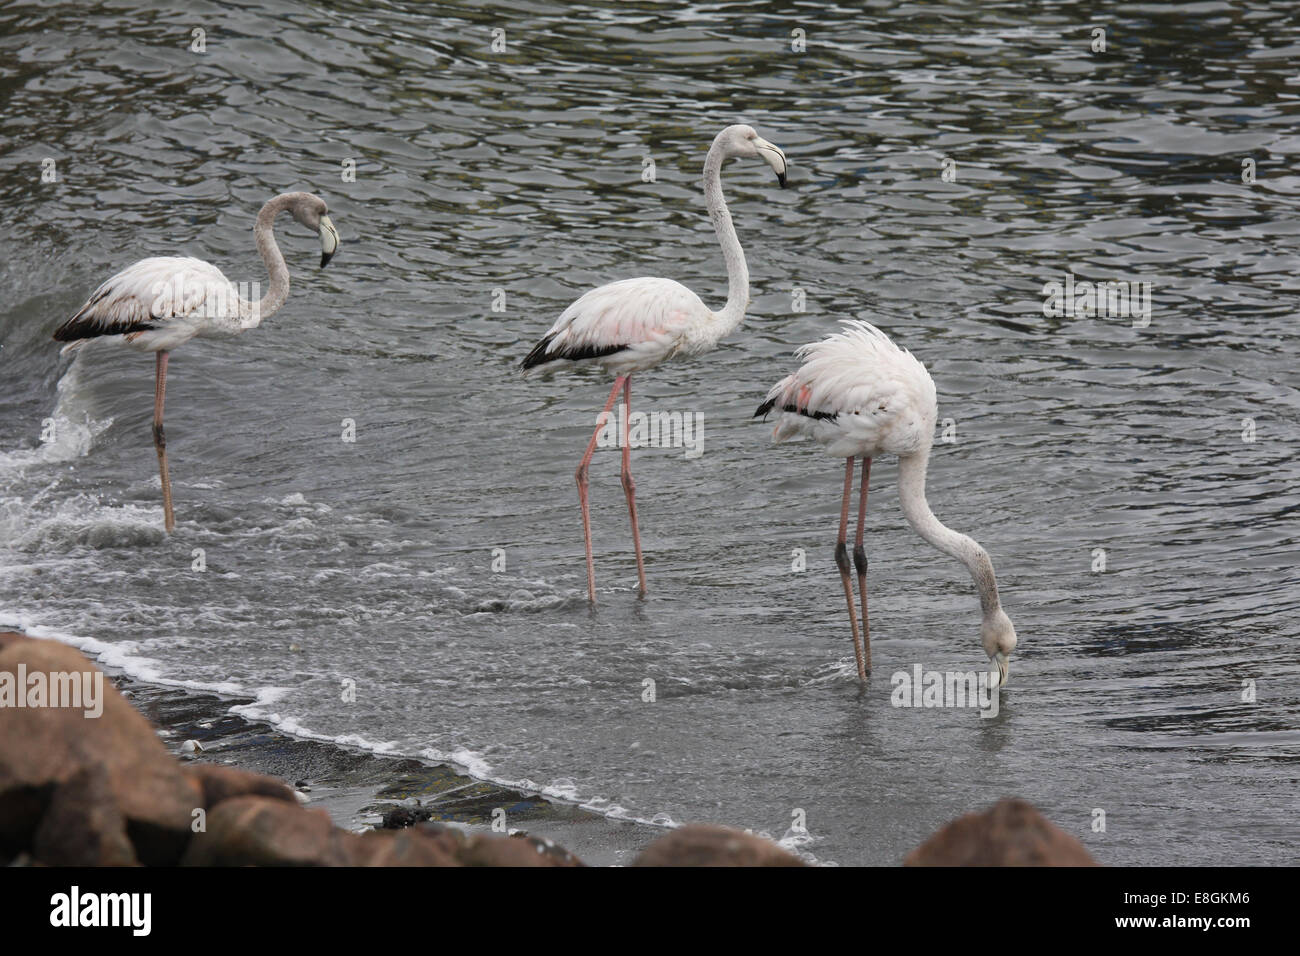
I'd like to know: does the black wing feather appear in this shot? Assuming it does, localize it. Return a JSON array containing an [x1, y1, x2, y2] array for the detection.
[[53, 286, 157, 342], [520, 332, 629, 370], [753, 398, 839, 422]]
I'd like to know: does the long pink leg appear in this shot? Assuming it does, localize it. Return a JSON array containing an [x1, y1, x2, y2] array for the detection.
[[153, 350, 175, 533], [576, 376, 627, 604], [854, 457, 872, 673], [620, 376, 648, 598], [835, 458, 866, 681]]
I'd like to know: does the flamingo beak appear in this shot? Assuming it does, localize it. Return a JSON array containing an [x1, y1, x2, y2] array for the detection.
[[755, 138, 788, 188], [991, 652, 1010, 688], [319, 215, 339, 268]]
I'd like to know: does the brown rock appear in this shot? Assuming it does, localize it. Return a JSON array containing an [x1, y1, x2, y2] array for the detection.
[[1, 634, 598, 869], [341, 828, 461, 867], [633, 825, 806, 867], [181, 799, 582, 868], [384, 822, 584, 867], [905, 798, 1098, 866], [0, 633, 202, 864], [181, 795, 345, 866], [459, 830, 584, 867], [32, 764, 138, 866], [183, 763, 297, 809]]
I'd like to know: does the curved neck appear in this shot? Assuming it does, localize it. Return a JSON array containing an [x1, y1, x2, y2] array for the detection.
[[238, 194, 293, 327], [703, 138, 749, 334], [897, 450, 1002, 617]]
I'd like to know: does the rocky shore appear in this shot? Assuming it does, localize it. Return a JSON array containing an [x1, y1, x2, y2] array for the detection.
[[0, 632, 1095, 867]]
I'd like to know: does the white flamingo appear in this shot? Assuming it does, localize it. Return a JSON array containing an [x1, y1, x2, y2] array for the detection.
[[756, 320, 1017, 684], [52, 191, 340, 533], [521, 125, 788, 603]]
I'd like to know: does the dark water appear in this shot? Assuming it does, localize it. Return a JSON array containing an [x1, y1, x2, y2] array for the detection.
[[2, 1, 1298, 864]]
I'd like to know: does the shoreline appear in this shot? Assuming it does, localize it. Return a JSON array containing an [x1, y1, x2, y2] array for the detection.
[[2, 632, 1097, 867], [114, 673, 665, 867], [0, 617, 671, 863]]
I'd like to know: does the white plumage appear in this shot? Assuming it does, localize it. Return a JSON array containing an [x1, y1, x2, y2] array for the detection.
[[52, 191, 340, 533], [521, 125, 789, 604], [761, 320, 938, 458], [758, 319, 1018, 685], [57, 257, 248, 354], [524, 277, 716, 375]]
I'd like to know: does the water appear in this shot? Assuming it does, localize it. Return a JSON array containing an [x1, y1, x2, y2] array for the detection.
[[2, 0, 1298, 865]]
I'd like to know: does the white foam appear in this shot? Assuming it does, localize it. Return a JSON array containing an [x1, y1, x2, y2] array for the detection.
[[222, 687, 411, 757], [0, 356, 113, 472], [0, 617, 821, 859], [7, 497, 165, 552], [0, 615, 243, 695]]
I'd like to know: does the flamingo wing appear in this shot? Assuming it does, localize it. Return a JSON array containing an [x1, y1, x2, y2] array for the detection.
[[53, 257, 234, 345], [756, 320, 937, 457], [521, 277, 711, 371]]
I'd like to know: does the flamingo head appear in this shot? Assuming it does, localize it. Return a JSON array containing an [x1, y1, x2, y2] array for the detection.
[[721, 125, 788, 188], [286, 192, 340, 268], [981, 608, 1018, 688]]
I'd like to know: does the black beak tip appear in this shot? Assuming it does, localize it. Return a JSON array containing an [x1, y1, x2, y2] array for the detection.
[[320, 251, 334, 269], [777, 171, 788, 189]]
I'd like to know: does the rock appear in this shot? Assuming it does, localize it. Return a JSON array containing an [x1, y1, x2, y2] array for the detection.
[[0, 781, 49, 862], [183, 763, 298, 810], [905, 798, 1098, 866], [341, 828, 461, 867], [383, 823, 583, 867], [380, 803, 433, 829], [32, 764, 138, 866], [633, 825, 806, 867], [181, 795, 346, 866], [460, 830, 583, 867], [0, 633, 598, 868], [179, 800, 583, 867], [0, 633, 203, 864]]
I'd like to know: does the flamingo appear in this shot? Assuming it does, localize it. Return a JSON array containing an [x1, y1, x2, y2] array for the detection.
[[520, 124, 788, 604], [755, 320, 1017, 684], [52, 191, 340, 533]]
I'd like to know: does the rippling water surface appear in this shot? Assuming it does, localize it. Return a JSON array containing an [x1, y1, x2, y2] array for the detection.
[[2, 0, 1298, 864]]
